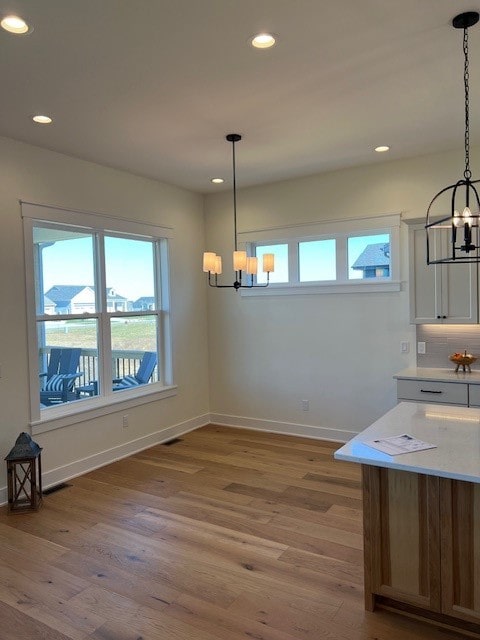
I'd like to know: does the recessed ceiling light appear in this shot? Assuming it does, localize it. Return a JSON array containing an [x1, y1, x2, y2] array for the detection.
[[32, 115, 53, 124], [251, 33, 276, 49], [375, 145, 390, 153], [211, 178, 224, 184], [1, 14, 31, 34]]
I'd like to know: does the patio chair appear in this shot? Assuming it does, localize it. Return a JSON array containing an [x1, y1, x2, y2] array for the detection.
[[40, 347, 83, 406], [75, 351, 157, 398], [113, 351, 157, 390]]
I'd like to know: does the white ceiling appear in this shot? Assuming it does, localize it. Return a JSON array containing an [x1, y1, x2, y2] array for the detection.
[[1, 0, 479, 193]]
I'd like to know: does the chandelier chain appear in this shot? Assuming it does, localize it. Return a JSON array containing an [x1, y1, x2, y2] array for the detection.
[[464, 27, 471, 180]]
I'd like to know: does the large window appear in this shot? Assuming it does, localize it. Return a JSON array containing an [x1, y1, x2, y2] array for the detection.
[[23, 203, 173, 427], [239, 214, 400, 295]]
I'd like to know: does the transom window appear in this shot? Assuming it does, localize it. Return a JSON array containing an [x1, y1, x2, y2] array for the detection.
[[239, 214, 400, 295], [22, 202, 173, 428]]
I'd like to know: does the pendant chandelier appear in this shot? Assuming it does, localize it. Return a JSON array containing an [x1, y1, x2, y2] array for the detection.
[[203, 133, 274, 289], [426, 11, 480, 264]]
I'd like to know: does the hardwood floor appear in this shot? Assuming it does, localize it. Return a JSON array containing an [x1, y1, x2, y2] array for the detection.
[[0, 425, 464, 639]]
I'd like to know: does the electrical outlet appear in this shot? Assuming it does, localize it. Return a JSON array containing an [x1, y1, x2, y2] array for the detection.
[[417, 341, 426, 355], [301, 399, 309, 411], [122, 415, 129, 428]]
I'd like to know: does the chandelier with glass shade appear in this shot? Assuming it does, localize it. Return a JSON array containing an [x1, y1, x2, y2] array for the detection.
[[203, 134, 274, 289]]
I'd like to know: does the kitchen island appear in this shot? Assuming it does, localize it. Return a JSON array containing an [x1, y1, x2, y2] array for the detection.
[[335, 402, 480, 636]]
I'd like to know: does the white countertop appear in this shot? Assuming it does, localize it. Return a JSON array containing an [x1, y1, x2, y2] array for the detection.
[[334, 402, 480, 483], [394, 367, 480, 384]]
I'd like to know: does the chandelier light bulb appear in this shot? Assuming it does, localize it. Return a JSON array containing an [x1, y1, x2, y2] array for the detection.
[[246, 257, 258, 275], [233, 250, 247, 271], [262, 253, 275, 273], [213, 255, 222, 275], [453, 210, 463, 227], [463, 206, 473, 226], [203, 252, 216, 273]]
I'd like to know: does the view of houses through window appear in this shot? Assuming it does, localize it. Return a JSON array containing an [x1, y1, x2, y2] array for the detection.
[[31, 221, 169, 412], [253, 232, 391, 286]]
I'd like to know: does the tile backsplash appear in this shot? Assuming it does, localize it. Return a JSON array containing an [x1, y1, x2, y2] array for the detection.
[[417, 325, 480, 369]]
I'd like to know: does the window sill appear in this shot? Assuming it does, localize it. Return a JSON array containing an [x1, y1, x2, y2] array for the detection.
[[240, 280, 402, 297], [31, 383, 178, 435]]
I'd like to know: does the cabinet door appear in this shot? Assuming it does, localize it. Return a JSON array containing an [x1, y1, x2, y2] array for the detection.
[[363, 466, 441, 612], [410, 225, 440, 323], [409, 224, 477, 324], [440, 257, 478, 323], [440, 479, 480, 623]]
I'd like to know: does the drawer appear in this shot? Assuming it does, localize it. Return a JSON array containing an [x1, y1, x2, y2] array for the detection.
[[468, 385, 480, 407], [397, 379, 468, 405]]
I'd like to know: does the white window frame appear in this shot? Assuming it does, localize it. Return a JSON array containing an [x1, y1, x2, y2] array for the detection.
[[239, 213, 401, 296], [22, 201, 176, 434]]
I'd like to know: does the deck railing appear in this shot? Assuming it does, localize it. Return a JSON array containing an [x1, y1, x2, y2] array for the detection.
[[40, 346, 158, 387]]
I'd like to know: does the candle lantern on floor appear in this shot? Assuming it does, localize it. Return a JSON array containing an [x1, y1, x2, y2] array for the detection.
[[5, 432, 43, 513]]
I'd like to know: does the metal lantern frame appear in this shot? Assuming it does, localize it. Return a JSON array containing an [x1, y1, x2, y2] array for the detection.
[[5, 432, 43, 513], [426, 11, 480, 264]]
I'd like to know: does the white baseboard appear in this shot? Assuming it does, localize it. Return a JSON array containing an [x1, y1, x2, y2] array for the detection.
[[209, 412, 355, 443], [0, 413, 210, 507], [0, 411, 354, 507]]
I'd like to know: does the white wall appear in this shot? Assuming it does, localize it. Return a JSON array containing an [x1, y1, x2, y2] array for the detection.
[[0, 136, 209, 497], [1, 135, 477, 501], [204, 146, 479, 439]]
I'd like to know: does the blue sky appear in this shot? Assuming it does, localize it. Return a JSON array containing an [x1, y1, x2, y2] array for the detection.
[[40, 229, 389, 297], [256, 234, 389, 283], [41, 235, 154, 301]]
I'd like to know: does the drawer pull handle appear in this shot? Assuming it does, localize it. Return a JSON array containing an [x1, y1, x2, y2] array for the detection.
[[420, 389, 443, 394]]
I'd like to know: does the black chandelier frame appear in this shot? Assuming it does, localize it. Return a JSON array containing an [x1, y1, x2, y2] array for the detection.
[[426, 11, 480, 264], [206, 133, 272, 290]]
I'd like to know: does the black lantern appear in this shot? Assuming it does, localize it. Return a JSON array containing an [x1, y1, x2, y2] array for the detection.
[[426, 12, 480, 264], [5, 432, 43, 513]]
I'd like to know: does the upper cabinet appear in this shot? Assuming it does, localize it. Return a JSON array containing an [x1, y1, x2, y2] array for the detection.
[[409, 224, 478, 324]]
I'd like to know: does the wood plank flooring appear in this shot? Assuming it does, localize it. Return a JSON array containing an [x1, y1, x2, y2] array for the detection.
[[0, 425, 464, 639]]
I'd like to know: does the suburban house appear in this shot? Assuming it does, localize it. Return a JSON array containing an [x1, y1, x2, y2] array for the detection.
[[351, 242, 390, 278], [42, 295, 56, 315], [44, 285, 129, 314], [132, 296, 156, 311], [1, 2, 480, 639]]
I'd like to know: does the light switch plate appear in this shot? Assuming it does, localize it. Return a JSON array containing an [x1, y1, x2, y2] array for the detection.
[[401, 341, 410, 354]]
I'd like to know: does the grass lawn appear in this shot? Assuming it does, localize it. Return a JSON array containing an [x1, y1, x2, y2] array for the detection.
[[44, 318, 156, 352]]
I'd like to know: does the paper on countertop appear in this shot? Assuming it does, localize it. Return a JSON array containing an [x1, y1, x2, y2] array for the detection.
[[363, 433, 437, 456]]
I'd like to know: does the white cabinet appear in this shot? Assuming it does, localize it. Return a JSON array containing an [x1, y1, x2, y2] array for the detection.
[[409, 224, 478, 324], [395, 369, 480, 407]]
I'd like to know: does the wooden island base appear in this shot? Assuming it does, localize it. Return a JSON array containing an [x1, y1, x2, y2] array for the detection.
[[362, 464, 480, 637]]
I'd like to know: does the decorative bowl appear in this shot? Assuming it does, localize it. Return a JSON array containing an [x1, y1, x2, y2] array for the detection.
[[449, 352, 477, 372]]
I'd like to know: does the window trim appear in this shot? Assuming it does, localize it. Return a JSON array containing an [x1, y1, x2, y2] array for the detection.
[[238, 213, 401, 296], [22, 201, 175, 432]]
